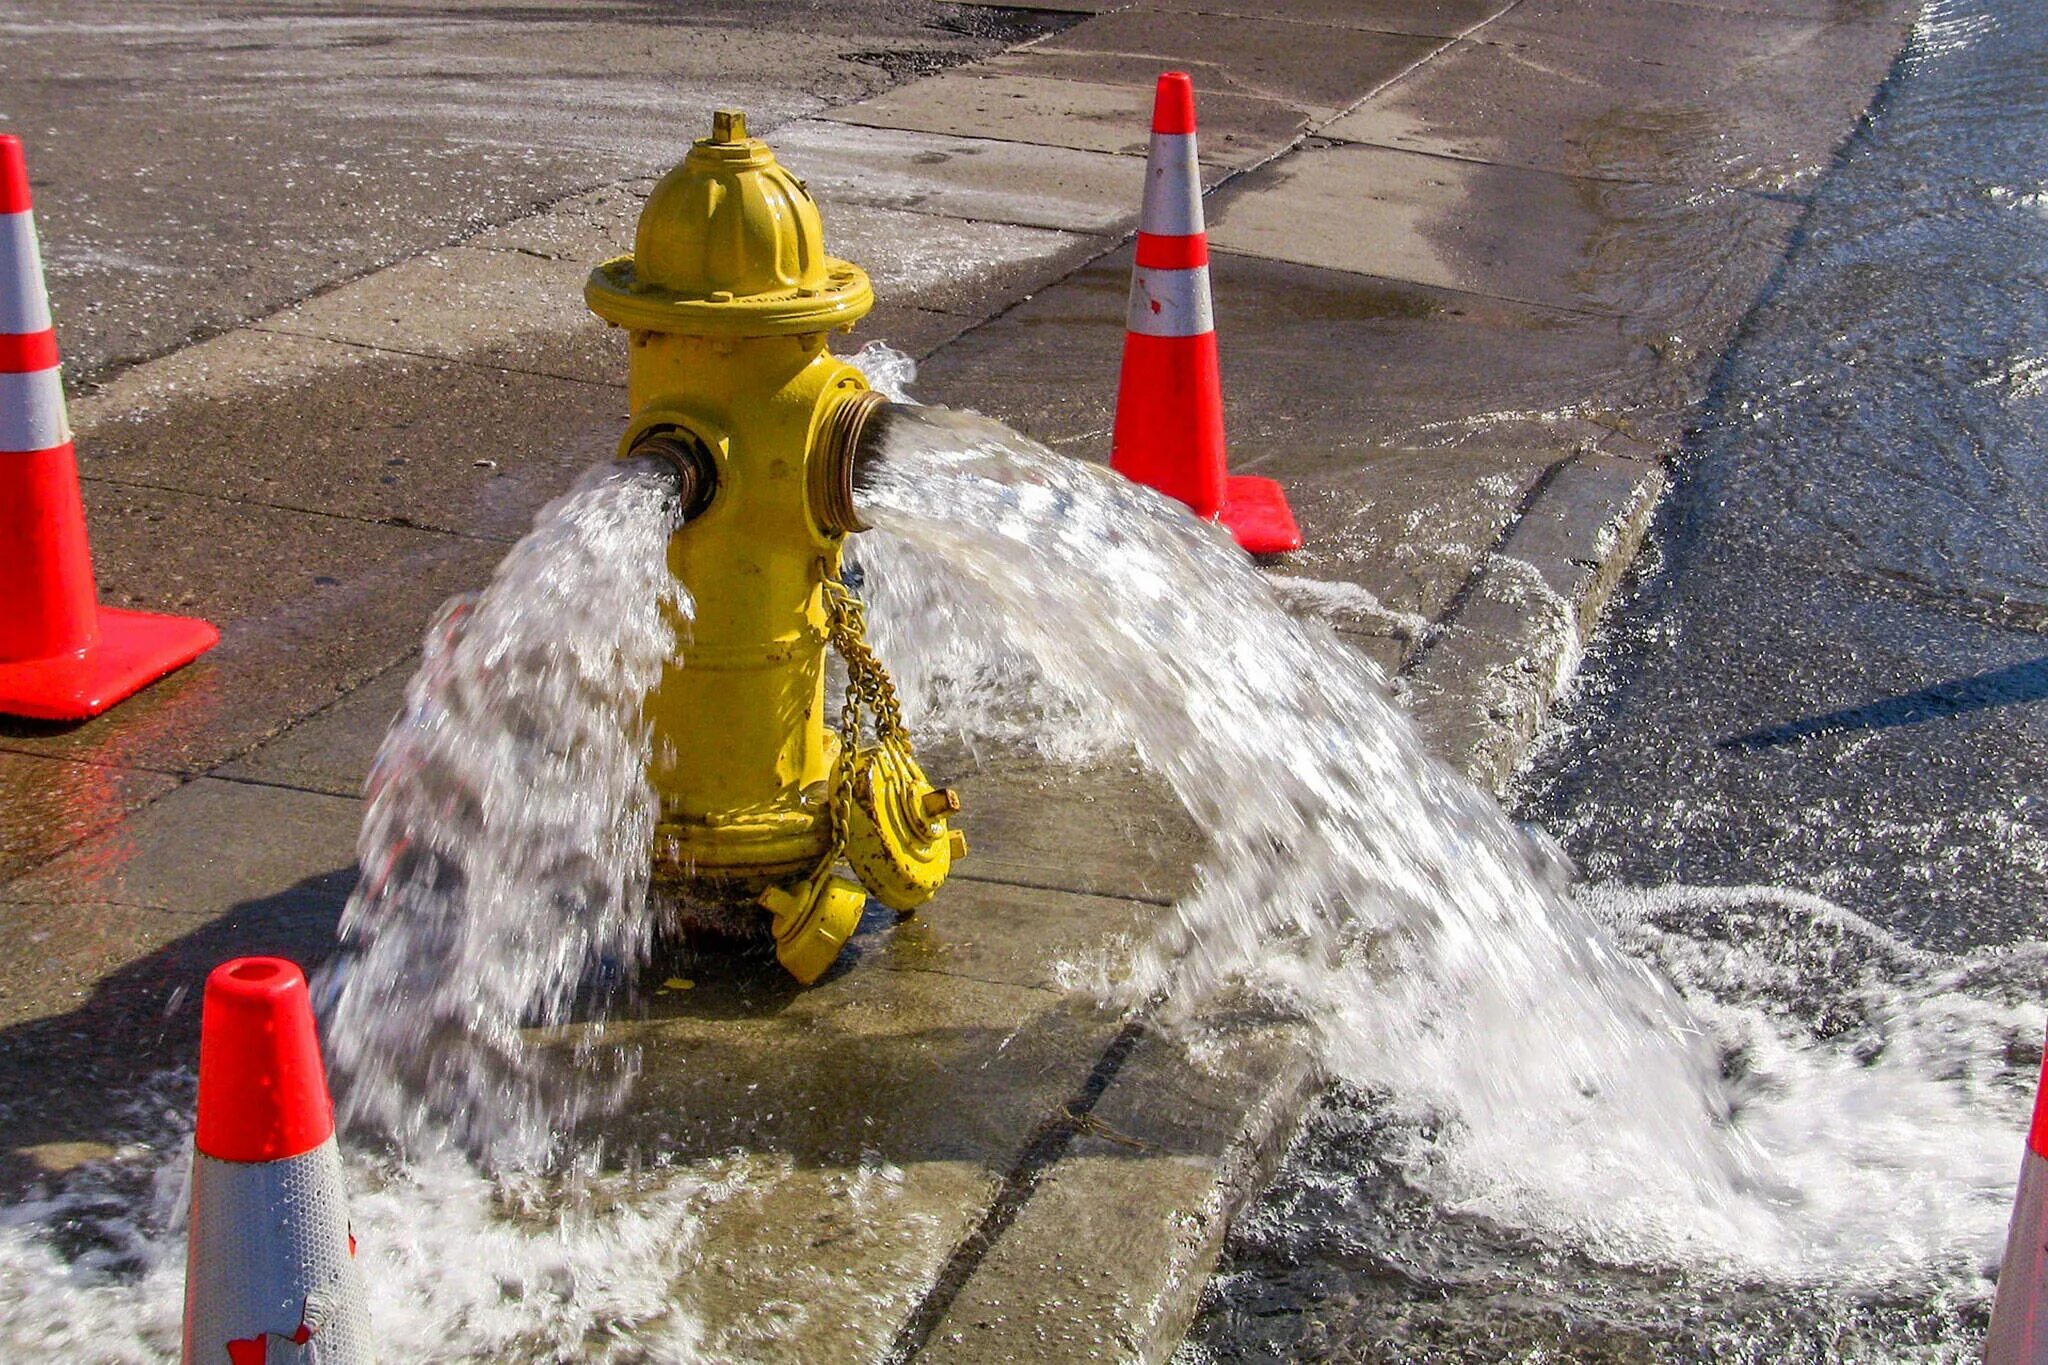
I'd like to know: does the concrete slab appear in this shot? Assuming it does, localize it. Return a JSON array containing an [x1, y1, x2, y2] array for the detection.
[[1404, 453, 1666, 789], [70, 328, 387, 430], [1256, 446, 1560, 627], [878, 877, 1160, 993], [1206, 142, 1803, 334], [581, 968, 1129, 1360], [1325, 12, 1909, 191], [76, 340, 626, 541], [464, 181, 651, 262], [918, 1020, 1316, 1364], [768, 121, 1154, 234], [848, 303, 980, 361], [683, 1155, 998, 1364], [911, 246, 1676, 465], [1484, 0, 1911, 73], [0, 488, 499, 778], [932, 743, 1199, 908], [0, 753, 183, 883], [254, 246, 619, 384], [1003, 12, 1444, 113], [465, 178, 1108, 325], [826, 205, 1106, 319], [212, 660, 414, 799], [826, 71, 1308, 169], [1140, 0, 1511, 36]]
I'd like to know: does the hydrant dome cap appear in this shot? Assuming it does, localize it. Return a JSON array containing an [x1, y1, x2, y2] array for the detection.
[[586, 111, 872, 336]]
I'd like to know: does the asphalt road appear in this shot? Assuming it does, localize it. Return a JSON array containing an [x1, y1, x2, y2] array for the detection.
[[1516, 0, 2048, 954]]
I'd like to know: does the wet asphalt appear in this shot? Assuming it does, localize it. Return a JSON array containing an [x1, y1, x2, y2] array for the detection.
[[1515, 0, 2048, 955]]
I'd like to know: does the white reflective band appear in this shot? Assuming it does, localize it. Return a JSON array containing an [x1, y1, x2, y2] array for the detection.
[[185, 1139, 373, 1365], [0, 366, 69, 452], [1989, 1145, 2048, 1359], [1126, 264, 1215, 338], [0, 211, 51, 336], [1139, 132, 1204, 237]]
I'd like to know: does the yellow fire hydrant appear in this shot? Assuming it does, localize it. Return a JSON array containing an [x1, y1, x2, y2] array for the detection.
[[586, 110, 964, 984]]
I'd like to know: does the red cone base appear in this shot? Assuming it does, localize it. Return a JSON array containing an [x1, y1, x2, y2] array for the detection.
[[0, 606, 218, 722], [1221, 475, 1302, 556]]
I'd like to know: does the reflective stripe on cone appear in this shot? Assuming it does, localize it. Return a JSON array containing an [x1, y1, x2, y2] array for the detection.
[[185, 1139, 373, 1365], [182, 958, 373, 1365], [1988, 1043, 2048, 1363]]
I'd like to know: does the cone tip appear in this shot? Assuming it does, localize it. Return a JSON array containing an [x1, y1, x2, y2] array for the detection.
[[195, 957, 336, 1163], [0, 135, 29, 215], [1152, 72, 1197, 135]]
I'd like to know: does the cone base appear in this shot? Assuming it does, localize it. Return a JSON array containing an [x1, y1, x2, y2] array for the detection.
[[1219, 474, 1301, 556], [0, 606, 218, 721]]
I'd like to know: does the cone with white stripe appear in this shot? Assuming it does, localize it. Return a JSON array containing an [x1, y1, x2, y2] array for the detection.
[[183, 957, 373, 1365], [0, 134, 216, 721], [1988, 1039, 2048, 1362], [1110, 73, 1299, 555]]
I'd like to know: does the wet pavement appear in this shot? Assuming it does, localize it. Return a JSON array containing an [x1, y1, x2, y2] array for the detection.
[[1516, 0, 2048, 952], [0, 0, 1923, 1358]]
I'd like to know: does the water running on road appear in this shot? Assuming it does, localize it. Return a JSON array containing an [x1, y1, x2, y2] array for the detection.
[[1196, 0, 2048, 1355]]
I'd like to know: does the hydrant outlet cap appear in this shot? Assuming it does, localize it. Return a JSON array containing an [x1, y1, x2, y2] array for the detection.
[[586, 109, 873, 336]]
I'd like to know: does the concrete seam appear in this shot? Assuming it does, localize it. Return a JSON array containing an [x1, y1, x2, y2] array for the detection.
[[883, 1014, 1152, 1363], [199, 651, 423, 786], [201, 771, 368, 803], [246, 323, 628, 393], [0, 649, 412, 898]]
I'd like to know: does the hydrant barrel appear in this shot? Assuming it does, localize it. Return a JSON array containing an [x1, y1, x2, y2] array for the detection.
[[587, 112, 875, 890], [588, 111, 962, 980]]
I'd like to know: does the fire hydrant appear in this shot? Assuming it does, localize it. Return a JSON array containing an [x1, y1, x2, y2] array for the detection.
[[586, 110, 964, 984]]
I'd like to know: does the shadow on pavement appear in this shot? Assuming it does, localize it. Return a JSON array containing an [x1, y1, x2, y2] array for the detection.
[[1718, 654, 2048, 749], [0, 867, 354, 1196]]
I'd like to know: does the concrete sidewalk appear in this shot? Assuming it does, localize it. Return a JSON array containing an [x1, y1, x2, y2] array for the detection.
[[0, 1, 1917, 1359]]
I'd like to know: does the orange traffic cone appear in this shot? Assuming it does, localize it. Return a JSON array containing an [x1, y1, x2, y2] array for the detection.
[[0, 133, 216, 721], [1109, 73, 1299, 556], [183, 958, 373, 1364]]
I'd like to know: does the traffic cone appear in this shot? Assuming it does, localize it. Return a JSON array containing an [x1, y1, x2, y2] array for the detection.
[[1991, 1039, 2048, 1362], [183, 957, 373, 1365], [1110, 73, 1300, 556], [0, 133, 216, 722]]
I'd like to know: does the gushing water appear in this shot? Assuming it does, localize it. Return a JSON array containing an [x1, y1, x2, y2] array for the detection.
[[320, 456, 688, 1169], [0, 457, 716, 1361], [853, 407, 1765, 1256], [848, 380, 2031, 1337], [0, 345, 2030, 1359]]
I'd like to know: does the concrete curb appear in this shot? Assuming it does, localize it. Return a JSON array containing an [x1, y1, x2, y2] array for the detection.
[[1404, 453, 1668, 794]]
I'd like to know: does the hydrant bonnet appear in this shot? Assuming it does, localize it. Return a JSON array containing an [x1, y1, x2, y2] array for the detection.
[[585, 110, 873, 336]]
